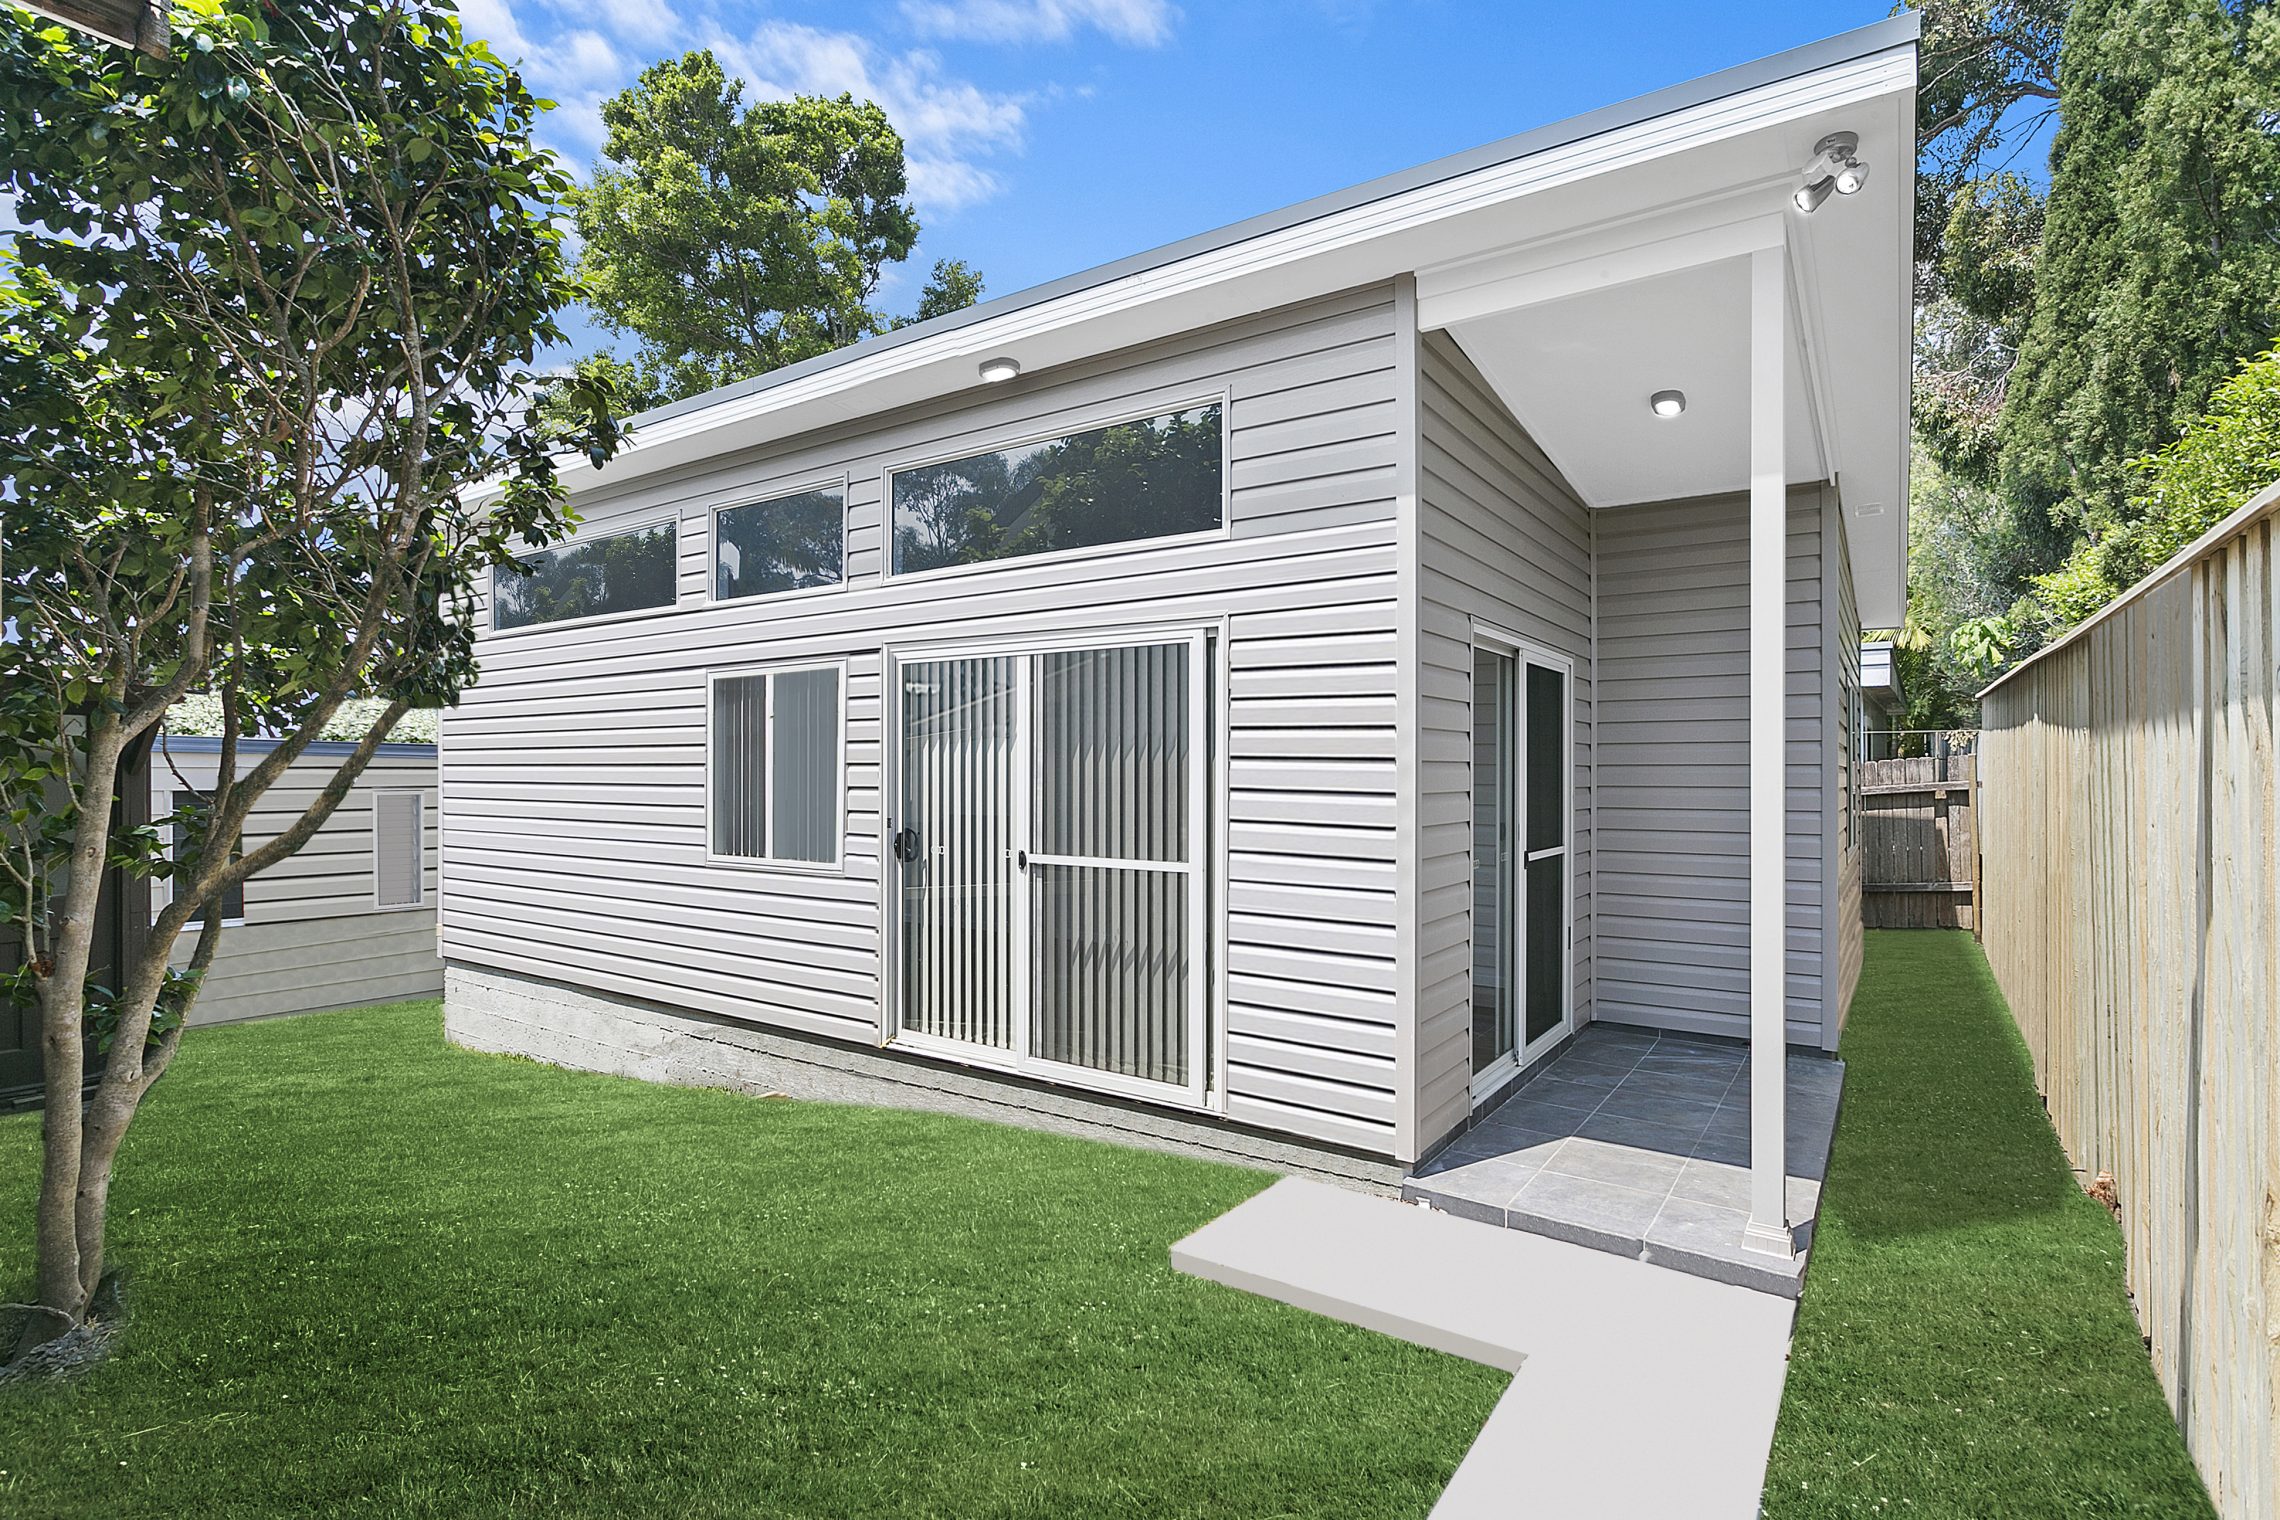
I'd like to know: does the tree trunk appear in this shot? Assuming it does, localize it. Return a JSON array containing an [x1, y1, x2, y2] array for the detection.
[[15, 733, 127, 1359], [21, 976, 87, 1357]]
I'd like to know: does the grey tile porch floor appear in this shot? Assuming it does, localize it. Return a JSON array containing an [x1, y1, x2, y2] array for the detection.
[[1400, 1023, 1844, 1296]]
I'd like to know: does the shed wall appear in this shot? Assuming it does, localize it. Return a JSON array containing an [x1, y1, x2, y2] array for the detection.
[[157, 741, 442, 1024], [444, 285, 1413, 1156]]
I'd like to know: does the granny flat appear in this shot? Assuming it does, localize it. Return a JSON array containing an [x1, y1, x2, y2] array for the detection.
[[444, 18, 1915, 1270]]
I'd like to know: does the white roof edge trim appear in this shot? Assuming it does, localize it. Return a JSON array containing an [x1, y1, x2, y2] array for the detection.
[[501, 40, 1914, 505]]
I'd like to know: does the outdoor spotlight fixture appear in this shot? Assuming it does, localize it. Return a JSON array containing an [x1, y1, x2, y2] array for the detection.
[[1792, 131, 1865, 213], [1650, 389, 1687, 418], [978, 356, 1021, 383]]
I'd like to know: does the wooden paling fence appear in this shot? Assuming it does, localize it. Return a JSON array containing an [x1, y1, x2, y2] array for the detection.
[[1979, 480, 2280, 1520], [1859, 749, 1978, 929]]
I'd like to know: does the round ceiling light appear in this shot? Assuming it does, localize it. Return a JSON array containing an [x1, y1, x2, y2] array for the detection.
[[1650, 389, 1687, 418], [977, 356, 1021, 384]]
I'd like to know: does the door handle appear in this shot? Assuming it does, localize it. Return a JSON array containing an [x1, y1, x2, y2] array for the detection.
[[1016, 849, 1028, 872], [893, 826, 921, 863]]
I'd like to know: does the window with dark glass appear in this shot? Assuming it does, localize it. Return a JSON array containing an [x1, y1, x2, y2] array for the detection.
[[492, 519, 677, 631], [171, 791, 246, 926], [714, 487, 845, 600], [889, 403, 1223, 575]]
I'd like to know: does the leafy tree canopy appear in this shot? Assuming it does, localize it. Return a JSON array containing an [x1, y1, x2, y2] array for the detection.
[[0, 0, 615, 1356], [1998, 0, 2280, 526], [572, 51, 983, 408], [1991, 342, 2280, 649]]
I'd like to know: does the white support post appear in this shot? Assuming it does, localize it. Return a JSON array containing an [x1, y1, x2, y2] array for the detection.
[[1744, 241, 1793, 1258]]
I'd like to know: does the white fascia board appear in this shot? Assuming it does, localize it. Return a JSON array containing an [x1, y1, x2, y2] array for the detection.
[[530, 43, 1916, 504]]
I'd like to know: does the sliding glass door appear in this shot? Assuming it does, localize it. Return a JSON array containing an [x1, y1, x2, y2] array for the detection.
[[893, 632, 1208, 1104], [1472, 633, 1572, 1099]]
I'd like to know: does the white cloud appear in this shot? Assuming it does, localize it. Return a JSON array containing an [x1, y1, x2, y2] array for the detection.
[[457, 0, 533, 61], [902, 0, 1177, 46], [552, 30, 625, 93], [571, 0, 677, 45], [713, 21, 1032, 212]]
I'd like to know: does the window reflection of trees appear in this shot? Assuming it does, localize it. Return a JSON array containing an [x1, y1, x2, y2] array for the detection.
[[715, 489, 845, 600], [892, 405, 1222, 575], [493, 522, 677, 630]]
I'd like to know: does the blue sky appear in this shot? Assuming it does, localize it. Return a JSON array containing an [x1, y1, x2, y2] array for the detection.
[[462, 0, 1904, 355]]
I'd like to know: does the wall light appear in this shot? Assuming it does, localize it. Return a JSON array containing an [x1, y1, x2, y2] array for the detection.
[[977, 356, 1021, 384], [1650, 389, 1687, 418]]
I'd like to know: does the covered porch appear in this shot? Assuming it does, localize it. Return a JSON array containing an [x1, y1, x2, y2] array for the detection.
[[1404, 48, 1907, 1289]]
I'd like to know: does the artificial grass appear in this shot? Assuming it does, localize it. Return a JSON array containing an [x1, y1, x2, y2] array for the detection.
[[1765, 931, 2215, 1517], [0, 1003, 1504, 1519]]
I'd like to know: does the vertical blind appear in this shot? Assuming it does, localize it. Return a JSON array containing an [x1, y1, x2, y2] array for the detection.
[[712, 666, 841, 864], [1470, 652, 1517, 1073], [1029, 642, 1191, 1086]]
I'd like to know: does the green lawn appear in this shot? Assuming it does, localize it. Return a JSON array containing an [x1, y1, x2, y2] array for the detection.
[[0, 1004, 1503, 1519], [1766, 931, 2215, 1517]]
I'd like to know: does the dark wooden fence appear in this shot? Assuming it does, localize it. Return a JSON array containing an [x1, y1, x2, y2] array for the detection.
[[1859, 748, 1978, 930]]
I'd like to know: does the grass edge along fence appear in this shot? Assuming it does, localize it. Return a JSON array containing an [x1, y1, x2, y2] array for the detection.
[[1977, 479, 2280, 1520]]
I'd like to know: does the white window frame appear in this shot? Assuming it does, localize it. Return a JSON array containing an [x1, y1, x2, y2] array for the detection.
[[703, 658, 850, 874], [706, 474, 851, 606], [1469, 622, 1577, 1104], [488, 514, 681, 637], [877, 392, 1234, 586], [158, 787, 248, 931], [370, 787, 427, 912], [879, 622, 1217, 1111]]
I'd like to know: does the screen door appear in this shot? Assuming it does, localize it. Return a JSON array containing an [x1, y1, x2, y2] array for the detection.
[[893, 633, 1207, 1103]]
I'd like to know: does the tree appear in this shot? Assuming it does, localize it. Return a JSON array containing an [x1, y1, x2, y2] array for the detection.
[[572, 51, 983, 406], [2011, 341, 2280, 640], [0, 0, 617, 1360], [1912, 0, 2062, 272], [897, 258, 985, 328], [1999, 0, 2280, 526]]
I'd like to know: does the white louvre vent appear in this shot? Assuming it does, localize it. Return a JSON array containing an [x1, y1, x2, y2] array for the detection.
[[374, 790, 424, 909]]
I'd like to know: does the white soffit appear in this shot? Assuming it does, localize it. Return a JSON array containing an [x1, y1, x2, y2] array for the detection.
[[1442, 257, 1825, 509]]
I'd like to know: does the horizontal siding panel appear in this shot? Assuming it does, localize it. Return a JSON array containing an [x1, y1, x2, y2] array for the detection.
[[449, 285, 1411, 1154]]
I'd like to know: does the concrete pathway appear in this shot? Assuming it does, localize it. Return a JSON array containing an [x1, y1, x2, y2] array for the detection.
[[1173, 1177, 1797, 1518]]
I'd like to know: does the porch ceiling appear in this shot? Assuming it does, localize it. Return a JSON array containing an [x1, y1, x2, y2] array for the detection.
[[1443, 258, 1825, 510]]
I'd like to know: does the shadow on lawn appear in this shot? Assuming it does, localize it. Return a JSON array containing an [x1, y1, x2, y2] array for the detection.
[[1823, 930, 2089, 1243]]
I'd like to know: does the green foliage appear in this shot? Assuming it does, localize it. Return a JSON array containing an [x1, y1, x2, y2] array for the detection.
[[1910, 0, 2062, 269], [898, 257, 986, 328], [1999, 0, 2280, 525], [574, 50, 976, 406], [2009, 342, 2280, 641], [1914, 174, 2048, 481], [0, 0, 616, 1029], [1890, 447, 2035, 721]]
